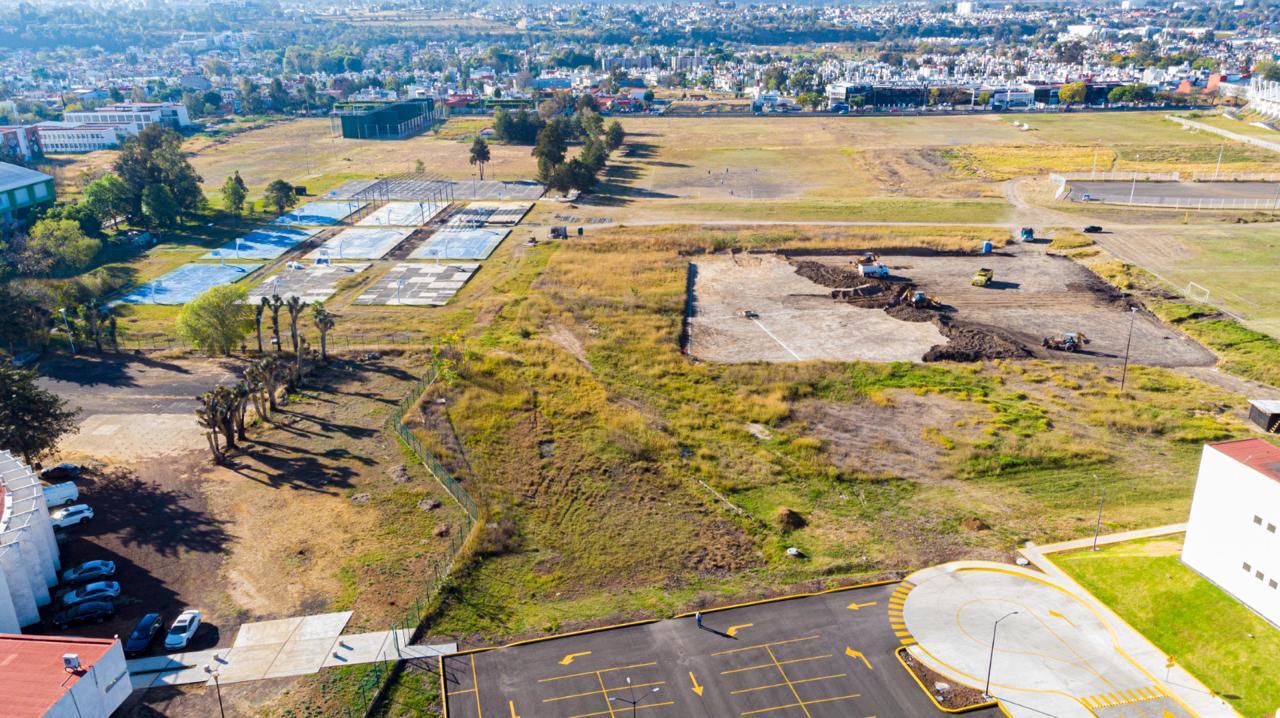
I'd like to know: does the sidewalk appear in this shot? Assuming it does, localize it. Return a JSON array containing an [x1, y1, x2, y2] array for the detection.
[[1019, 526, 1240, 718]]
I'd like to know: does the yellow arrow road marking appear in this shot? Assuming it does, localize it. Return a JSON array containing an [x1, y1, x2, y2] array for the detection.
[[508, 700, 520, 718], [689, 671, 704, 696], [558, 651, 592, 666], [726, 623, 753, 637], [1048, 609, 1075, 627], [846, 601, 878, 611], [845, 646, 872, 670]]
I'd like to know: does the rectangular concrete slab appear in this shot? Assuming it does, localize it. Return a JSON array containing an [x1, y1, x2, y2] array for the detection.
[[215, 643, 285, 684], [115, 263, 263, 305], [306, 227, 412, 260], [201, 227, 320, 260], [233, 616, 303, 647], [293, 610, 354, 641], [248, 263, 370, 304], [272, 201, 366, 227], [357, 201, 448, 227], [354, 263, 479, 306], [408, 227, 509, 260], [262, 637, 333, 679]]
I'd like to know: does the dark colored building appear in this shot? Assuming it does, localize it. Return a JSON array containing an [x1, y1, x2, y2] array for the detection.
[[330, 98, 442, 139]]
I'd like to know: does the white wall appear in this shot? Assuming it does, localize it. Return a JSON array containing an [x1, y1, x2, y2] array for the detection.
[[0, 452, 61, 629], [1182, 445, 1280, 627], [46, 641, 132, 718]]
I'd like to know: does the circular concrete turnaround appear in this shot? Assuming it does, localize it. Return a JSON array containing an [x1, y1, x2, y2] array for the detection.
[[900, 561, 1196, 718]]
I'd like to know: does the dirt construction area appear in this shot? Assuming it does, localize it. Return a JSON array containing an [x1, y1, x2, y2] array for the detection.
[[687, 244, 1216, 367]]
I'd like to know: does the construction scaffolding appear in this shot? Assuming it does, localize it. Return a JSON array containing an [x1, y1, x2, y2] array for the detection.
[[343, 170, 456, 224]]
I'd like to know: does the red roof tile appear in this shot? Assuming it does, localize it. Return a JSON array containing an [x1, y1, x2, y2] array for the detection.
[[0, 634, 117, 716]]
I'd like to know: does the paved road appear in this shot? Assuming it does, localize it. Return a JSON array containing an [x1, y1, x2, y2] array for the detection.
[[441, 582, 1004, 718], [37, 355, 238, 416], [1066, 180, 1280, 204]]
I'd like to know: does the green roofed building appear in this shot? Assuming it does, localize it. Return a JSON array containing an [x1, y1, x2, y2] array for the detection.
[[330, 98, 442, 140], [0, 162, 55, 223]]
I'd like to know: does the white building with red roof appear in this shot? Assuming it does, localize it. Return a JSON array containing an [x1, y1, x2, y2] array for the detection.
[[0, 633, 131, 717], [1183, 438, 1280, 627], [0, 450, 62, 633]]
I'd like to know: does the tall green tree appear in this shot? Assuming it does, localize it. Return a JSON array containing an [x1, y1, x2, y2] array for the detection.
[[221, 173, 247, 215], [176, 284, 251, 356], [1058, 81, 1087, 106], [312, 302, 336, 362], [113, 124, 204, 222], [263, 179, 297, 216], [605, 120, 626, 152], [532, 121, 568, 168], [26, 218, 101, 275], [82, 174, 132, 225], [141, 184, 180, 229], [0, 366, 80, 464], [469, 137, 491, 180]]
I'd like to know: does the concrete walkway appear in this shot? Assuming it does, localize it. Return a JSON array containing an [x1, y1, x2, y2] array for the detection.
[[127, 610, 455, 690], [1018, 529, 1240, 718]]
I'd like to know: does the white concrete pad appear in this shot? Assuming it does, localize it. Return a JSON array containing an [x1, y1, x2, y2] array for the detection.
[[232, 616, 304, 647], [306, 227, 412, 260], [357, 201, 447, 227], [215, 643, 285, 684], [249, 263, 369, 304], [262, 637, 332, 679], [293, 610, 354, 641]]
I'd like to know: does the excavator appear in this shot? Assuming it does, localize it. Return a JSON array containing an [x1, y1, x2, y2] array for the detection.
[[902, 290, 942, 310], [1043, 332, 1090, 352]]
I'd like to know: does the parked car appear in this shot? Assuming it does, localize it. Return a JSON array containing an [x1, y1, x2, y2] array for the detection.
[[60, 581, 121, 607], [51, 600, 115, 629], [10, 351, 40, 368], [61, 560, 116, 586], [1083, 225, 1104, 234], [50, 504, 93, 529], [124, 613, 164, 656], [40, 463, 82, 481], [164, 609, 202, 650], [43, 481, 79, 508]]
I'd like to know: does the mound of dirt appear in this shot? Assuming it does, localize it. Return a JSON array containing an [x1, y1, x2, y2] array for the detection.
[[923, 320, 1034, 362], [885, 304, 939, 323], [792, 259, 905, 308], [774, 507, 807, 532]]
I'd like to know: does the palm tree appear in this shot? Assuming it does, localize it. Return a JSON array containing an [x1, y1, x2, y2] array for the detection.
[[269, 295, 284, 351], [285, 296, 307, 381], [312, 302, 336, 362], [255, 297, 268, 352]]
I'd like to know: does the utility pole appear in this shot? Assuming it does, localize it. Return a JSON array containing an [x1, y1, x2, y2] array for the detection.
[[1092, 474, 1105, 551], [1120, 306, 1138, 392], [204, 665, 225, 718]]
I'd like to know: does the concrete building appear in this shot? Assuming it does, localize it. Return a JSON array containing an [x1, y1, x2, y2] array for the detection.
[[0, 162, 56, 223], [0, 634, 132, 717], [34, 122, 128, 153], [0, 452, 61, 632], [1182, 438, 1280, 627], [1246, 77, 1280, 120], [63, 101, 191, 135], [0, 125, 41, 161]]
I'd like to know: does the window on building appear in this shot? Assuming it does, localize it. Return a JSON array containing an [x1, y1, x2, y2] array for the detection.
[[1271, 579, 1278, 590], [1244, 562, 1252, 572], [33, 183, 48, 200], [1269, 524, 1277, 534], [1254, 515, 1264, 525], [1257, 571, 1265, 581]]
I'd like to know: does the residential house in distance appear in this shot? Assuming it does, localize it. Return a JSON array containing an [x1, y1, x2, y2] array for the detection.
[[1182, 438, 1280, 627], [0, 162, 56, 223], [0, 634, 132, 717]]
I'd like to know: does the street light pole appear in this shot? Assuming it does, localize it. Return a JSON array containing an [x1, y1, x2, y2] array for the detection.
[[59, 308, 76, 354], [608, 676, 661, 718], [1120, 306, 1138, 392], [204, 665, 226, 718], [1092, 474, 1105, 551], [984, 611, 1019, 698]]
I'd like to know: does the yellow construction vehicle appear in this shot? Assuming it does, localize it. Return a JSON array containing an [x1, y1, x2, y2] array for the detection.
[[971, 268, 994, 287]]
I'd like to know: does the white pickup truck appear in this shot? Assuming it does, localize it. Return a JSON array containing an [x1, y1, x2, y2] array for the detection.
[[43, 482, 79, 508], [857, 262, 890, 278]]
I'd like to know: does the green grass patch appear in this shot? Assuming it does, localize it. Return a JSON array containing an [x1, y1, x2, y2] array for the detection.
[[656, 198, 1009, 224], [1054, 536, 1280, 718]]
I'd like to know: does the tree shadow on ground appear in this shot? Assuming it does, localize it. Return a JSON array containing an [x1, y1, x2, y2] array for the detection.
[[78, 467, 231, 558], [38, 353, 201, 388]]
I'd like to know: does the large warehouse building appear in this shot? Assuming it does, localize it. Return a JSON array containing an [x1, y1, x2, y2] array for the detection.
[[0, 161, 55, 223], [1182, 438, 1280, 627], [0, 450, 62, 633]]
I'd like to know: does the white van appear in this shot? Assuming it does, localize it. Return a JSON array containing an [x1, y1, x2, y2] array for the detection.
[[43, 482, 79, 508]]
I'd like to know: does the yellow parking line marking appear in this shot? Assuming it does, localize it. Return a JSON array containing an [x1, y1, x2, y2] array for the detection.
[[721, 655, 832, 675], [730, 674, 846, 695], [509, 700, 520, 718], [471, 655, 484, 718], [740, 694, 861, 716], [899, 638, 916, 646], [448, 688, 477, 696], [568, 701, 673, 718], [765, 644, 812, 718], [595, 671, 618, 718], [540, 662, 658, 682], [713, 636, 820, 657], [543, 681, 665, 702], [845, 647, 872, 670]]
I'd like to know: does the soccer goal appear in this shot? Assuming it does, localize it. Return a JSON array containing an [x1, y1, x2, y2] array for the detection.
[[1186, 282, 1211, 304]]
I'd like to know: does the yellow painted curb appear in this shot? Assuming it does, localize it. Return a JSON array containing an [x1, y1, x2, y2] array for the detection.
[[894, 646, 1011, 716]]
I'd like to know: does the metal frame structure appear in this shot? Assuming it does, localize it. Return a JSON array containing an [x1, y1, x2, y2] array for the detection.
[[344, 170, 456, 224]]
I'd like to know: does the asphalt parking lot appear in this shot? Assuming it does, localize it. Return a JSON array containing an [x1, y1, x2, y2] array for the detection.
[[38, 354, 238, 416], [1067, 179, 1280, 206], [441, 582, 1005, 718]]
